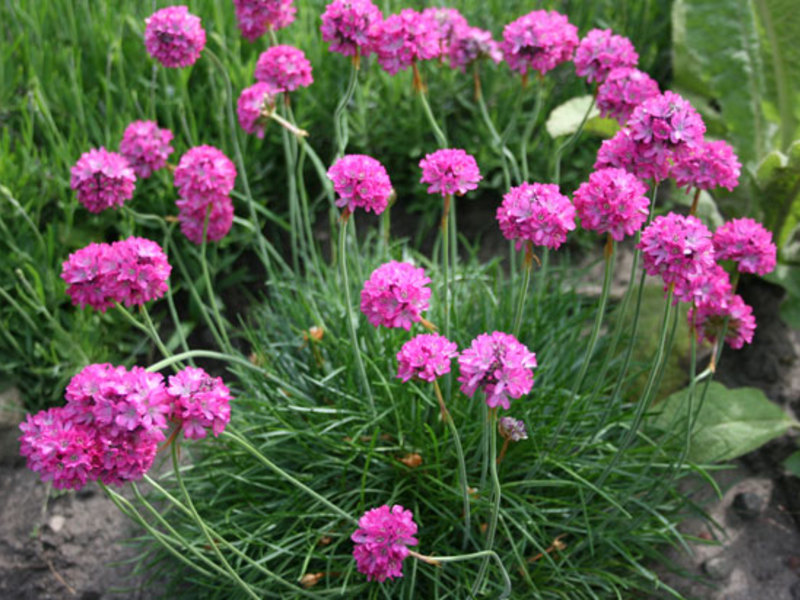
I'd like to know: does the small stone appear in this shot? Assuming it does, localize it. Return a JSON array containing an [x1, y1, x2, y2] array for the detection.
[[48, 515, 66, 533], [703, 555, 733, 581], [732, 491, 764, 520]]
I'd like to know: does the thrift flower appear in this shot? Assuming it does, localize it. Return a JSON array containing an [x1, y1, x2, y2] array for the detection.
[[320, 0, 382, 57], [233, 0, 296, 41], [671, 139, 741, 192], [628, 91, 705, 156], [713, 218, 777, 276], [596, 67, 660, 124], [176, 195, 234, 244], [352, 505, 418, 582], [448, 26, 503, 72], [458, 331, 537, 410], [368, 9, 440, 75], [144, 5, 206, 68], [675, 262, 732, 306], [421, 7, 467, 56], [594, 127, 670, 182], [690, 293, 756, 350], [61, 242, 120, 312], [639, 213, 715, 288], [237, 82, 279, 138], [573, 168, 650, 241], [496, 182, 576, 250], [501, 10, 578, 76], [70, 148, 136, 213], [167, 367, 232, 439], [499, 416, 528, 441], [396, 333, 458, 382], [255, 45, 314, 93], [173, 145, 237, 205], [574, 29, 638, 84], [360, 261, 431, 330], [419, 148, 482, 197], [327, 154, 393, 215], [119, 120, 174, 178]]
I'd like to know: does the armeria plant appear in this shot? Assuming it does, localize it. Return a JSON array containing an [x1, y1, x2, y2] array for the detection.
[[17, 2, 779, 598]]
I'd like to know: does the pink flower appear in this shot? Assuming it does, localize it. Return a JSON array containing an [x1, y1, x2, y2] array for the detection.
[[119, 121, 174, 178], [628, 91, 705, 153], [173, 145, 237, 205], [61, 242, 120, 312], [419, 148, 482, 197], [713, 218, 777, 276], [360, 261, 431, 330], [396, 333, 458, 383], [421, 7, 467, 55], [501, 10, 578, 76], [176, 195, 234, 244], [448, 26, 502, 72], [573, 168, 650, 241], [320, 0, 382, 57], [638, 213, 715, 288], [237, 83, 279, 138], [368, 9, 440, 75], [596, 67, 660, 124], [496, 182, 576, 250], [457, 331, 537, 410], [499, 416, 528, 441], [594, 127, 670, 182], [233, 0, 296, 41], [674, 262, 732, 306], [144, 5, 206, 68], [167, 367, 232, 439], [70, 148, 136, 213], [352, 505, 418, 582], [255, 45, 314, 93], [671, 139, 741, 192], [328, 154, 393, 215], [574, 29, 638, 84], [689, 293, 756, 350]]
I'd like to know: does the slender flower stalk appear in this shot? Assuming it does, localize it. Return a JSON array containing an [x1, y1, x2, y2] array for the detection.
[[473, 407, 502, 596], [520, 78, 546, 182], [416, 81, 448, 149], [552, 97, 596, 184], [333, 53, 360, 159], [409, 549, 511, 599], [442, 194, 452, 338], [512, 242, 535, 337], [200, 204, 232, 352]]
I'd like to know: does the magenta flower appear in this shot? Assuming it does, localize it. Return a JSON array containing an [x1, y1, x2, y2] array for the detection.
[[673, 262, 732, 306], [119, 120, 174, 178], [594, 127, 670, 182], [574, 29, 638, 84], [173, 145, 237, 205], [233, 0, 296, 41], [360, 261, 431, 330], [61, 242, 119, 312], [320, 0, 382, 57], [419, 148, 482, 197], [176, 195, 234, 244], [639, 213, 715, 289], [628, 91, 705, 155], [501, 10, 578, 76], [458, 331, 537, 410], [327, 154, 393, 215], [498, 416, 528, 441], [421, 7, 468, 55], [713, 218, 777, 276], [70, 148, 136, 213], [448, 26, 503, 72], [144, 5, 206, 68], [573, 168, 650, 241], [368, 9, 440, 75], [255, 45, 314, 93], [167, 367, 232, 439], [671, 139, 741, 192], [396, 333, 458, 383], [352, 505, 418, 582], [237, 83, 279, 138], [689, 293, 756, 350], [596, 67, 660, 124], [496, 182, 576, 250]]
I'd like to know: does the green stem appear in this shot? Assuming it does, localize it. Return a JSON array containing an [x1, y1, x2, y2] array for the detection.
[[115, 303, 172, 362], [333, 57, 359, 159], [473, 65, 520, 187], [410, 549, 511, 599], [200, 204, 232, 352], [512, 243, 534, 337], [280, 102, 302, 272], [442, 195, 451, 339], [552, 97, 596, 185], [520, 81, 545, 182], [417, 80, 448, 148], [473, 408, 501, 596], [140, 304, 174, 363]]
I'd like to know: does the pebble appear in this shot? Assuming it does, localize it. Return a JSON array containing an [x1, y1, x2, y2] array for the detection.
[[703, 555, 734, 581], [732, 491, 764, 520], [48, 515, 66, 533]]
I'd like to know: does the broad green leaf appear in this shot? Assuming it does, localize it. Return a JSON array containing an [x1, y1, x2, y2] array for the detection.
[[545, 95, 599, 139], [652, 381, 796, 463], [755, 139, 800, 243]]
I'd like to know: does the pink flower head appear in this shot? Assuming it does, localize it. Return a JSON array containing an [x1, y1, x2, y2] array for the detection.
[[237, 82, 279, 138], [233, 0, 296, 41], [421, 7, 468, 55], [596, 67, 660, 124], [574, 29, 638, 84], [327, 154, 393, 215], [674, 262, 732, 306], [689, 293, 756, 350], [61, 242, 120, 312], [496, 182, 576, 250], [396, 333, 458, 383], [320, 0, 382, 57], [360, 261, 431, 330], [594, 127, 670, 182], [174, 145, 237, 205], [458, 331, 537, 410], [638, 213, 715, 288], [367, 9, 441, 75], [255, 45, 314, 93], [672, 139, 741, 192], [419, 148, 482, 197], [628, 91, 705, 154], [70, 148, 136, 213], [713, 218, 777, 276], [573, 168, 650, 241], [498, 416, 528, 441], [501, 10, 578, 76], [176, 194, 234, 244], [167, 366, 232, 439], [352, 504, 418, 582], [144, 5, 206, 68], [449, 26, 503, 72], [119, 120, 174, 178]]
